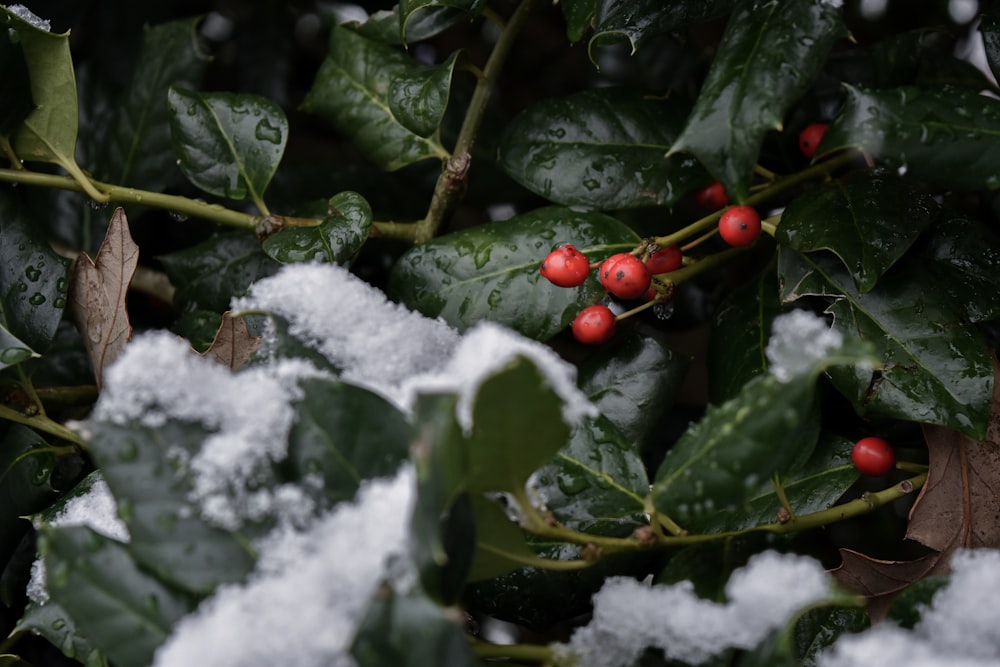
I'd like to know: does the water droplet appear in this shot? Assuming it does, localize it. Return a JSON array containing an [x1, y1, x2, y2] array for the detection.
[[255, 117, 283, 144], [487, 289, 502, 308], [187, 104, 198, 116], [54, 296, 66, 308], [473, 246, 493, 269], [583, 178, 601, 191], [25, 266, 41, 281], [28, 293, 46, 306], [555, 472, 588, 495], [17, 281, 27, 293], [51, 619, 66, 631], [549, 127, 566, 139], [653, 302, 674, 320], [169, 211, 189, 222], [0, 348, 31, 364]]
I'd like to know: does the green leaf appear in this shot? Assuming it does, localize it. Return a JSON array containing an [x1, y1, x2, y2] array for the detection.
[[466, 494, 539, 582], [302, 25, 449, 171], [388, 206, 640, 339], [15, 600, 108, 667], [467, 357, 571, 494], [739, 604, 868, 667], [779, 249, 994, 438], [588, 0, 737, 56], [530, 415, 648, 534], [884, 575, 947, 628], [167, 87, 288, 203], [88, 419, 257, 593], [651, 342, 874, 526], [824, 85, 1000, 191], [561, 0, 599, 42], [96, 18, 209, 189], [0, 190, 72, 362], [777, 172, 938, 293], [579, 332, 688, 445], [398, 0, 486, 44], [0, 31, 34, 135], [920, 216, 1000, 322], [39, 526, 193, 667], [159, 232, 281, 312], [670, 0, 847, 201], [499, 88, 710, 210], [389, 51, 461, 137], [351, 588, 482, 667], [0, 425, 57, 568], [286, 377, 413, 507], [262, 191, 373, 264], [981, 12, 1000, 84]]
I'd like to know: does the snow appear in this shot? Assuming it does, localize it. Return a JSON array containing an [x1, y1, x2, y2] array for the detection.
[[553, 551, 832, 666], [765, 309, 844, 381], [5, 4, 51, 31], [819, 549, 1000, 667], [152, 465, 415, 667]]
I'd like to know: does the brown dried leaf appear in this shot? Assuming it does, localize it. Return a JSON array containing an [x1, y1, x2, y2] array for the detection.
[[830, 548, 946, 622], [69, 208, 138, 389], [201, 311, 261, 370]]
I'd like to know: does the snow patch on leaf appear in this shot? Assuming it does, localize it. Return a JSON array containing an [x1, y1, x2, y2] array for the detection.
[[765, 309, 843, 381]]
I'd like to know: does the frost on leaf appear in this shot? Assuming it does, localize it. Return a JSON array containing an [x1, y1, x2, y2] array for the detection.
[[765, 309, 844, 381]]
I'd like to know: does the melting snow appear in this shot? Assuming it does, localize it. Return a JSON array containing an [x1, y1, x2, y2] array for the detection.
[[765, 309, 844, 381], [5, 4, 51, 31]]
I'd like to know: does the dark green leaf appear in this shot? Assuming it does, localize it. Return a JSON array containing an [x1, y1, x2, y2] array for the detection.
[[981, 12, 1000, 84], [466, 494, 539, 582], [262, 191, 373, 264], [389, 51, 460, 137], [530, 414, 648, 534], [302, 25, 449, 171], [88, 419, 257, 593], [655, 534, 770, 599], [740, 604, 868, 667], [884, 575, 947, 628], [826, 30, 950, 90], [159, 232, 281, 312], [779, 249, 994, 438], [921, 216, 1000, 322], [287, 377, 412, 507], [171, 309, 224, 353], [777, 172, 938, 293], [0, 191, 72, 361], [39, 526, 193, 667], [670, 0, 846, 201], [388, 206, 640, 339], [351, 588, 482, 667], [500, 88, 710, 210], [15, 600, 108, 667], [0, 32, 34, 135], [561, 0, 599, 43], [398, 0, 486, 44], [96, 18, 209, 190], [579, 332, 688, 444], [824, 85, 1000, 191], [0, 425, 57, 568], [467, 357, 570, 494], [167, 87, 288, 203], [588, 0, 736, 56], [708, 269, 783, 403]]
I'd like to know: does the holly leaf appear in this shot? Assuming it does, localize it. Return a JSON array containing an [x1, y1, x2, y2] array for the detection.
[[397, 0, 486, 44], [167, 88, 288, 204], [200, 311, 261, 369], [0, 27, 34, 135], [777, 172, 938, 294], [69, 208, 138, 389], [920, 216, 1000, 323], [498, 88, 710, 210], [0, 425, 58, 568], [262, 191, 372, 265], [587, 0, 736, 57], [466, 494, 540, 582], [669, 0, 846, 201], [980, 11, 1000, 84], [823, 85, 1000, 191], [388, 206, 640, 339]]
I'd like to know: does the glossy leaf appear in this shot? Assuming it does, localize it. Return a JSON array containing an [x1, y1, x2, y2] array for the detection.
[[0, 191, 72, 362], [167, 87, 288, 203], [779, 249, 994, 438], [286, 377, 412, 508], [159, 233, 281, 312], [530, 414, 648, 534], [588, 0, 736, 56], [561, 0, 599, 43], [0, 30, 34, 135], [824, 85, 1000, 191], [15, 600, 107, 667], [500, 88, 710, 210], [578, 332, 688, 445], [302, 25, 449, 171], [262, 191, 373, 264], [388, 206, 640, 339], [466, 494, 539, 582], [398, 0, 486, 44], [777, 172, 938, 293], [0, 425, 57, 568], [670, 0, 846, 201], [39, 526, 193, 667], [97, 18, 209, 189], [981, 12, 1000, 84], [740, 604, 868, 667], [921, 216, 1000, 322], [884, 575, 947, 628], [390, 51, 461, 137], [88, 419, 257, 593]]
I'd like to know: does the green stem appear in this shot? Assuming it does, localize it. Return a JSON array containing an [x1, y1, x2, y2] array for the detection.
[[471, 639, 554, 663], [771, 473, 795, 519], [371, 220, 420, 242], [414, 0, 539, 243], [0, 404, 87, 447]]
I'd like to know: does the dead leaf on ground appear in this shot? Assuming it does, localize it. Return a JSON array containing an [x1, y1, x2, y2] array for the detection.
[[201, 311, 261, 370], [69, 207, 138, 389]]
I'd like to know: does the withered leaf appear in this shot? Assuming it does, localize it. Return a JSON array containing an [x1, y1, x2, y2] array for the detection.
[[69, 208, 139, 389], [201, 311, 261, 370], [831, 548, 946, 622]]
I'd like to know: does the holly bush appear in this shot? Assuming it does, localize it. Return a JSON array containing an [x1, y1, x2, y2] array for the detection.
[[1, 0, 999, 666]]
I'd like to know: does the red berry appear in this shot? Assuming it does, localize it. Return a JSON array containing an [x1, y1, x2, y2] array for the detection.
[[599, 253, 651, 300], [645, 245, 683, 274], [540, 244, 591, 287], [571, 304, 616, 344], [851, 437, 895, 476], [798, 123, 829, 160], [694, 182, 729, 211], [718, 206, 762, 247]]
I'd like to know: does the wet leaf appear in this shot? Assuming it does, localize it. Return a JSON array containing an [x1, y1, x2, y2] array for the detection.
[[587, 0, 736, 56], [15, 599, 107, 667], [39, 526, 193, 667], [302, 25, 449, 171], [200, 311, 261, 370], [0, 29, 34, 135], [740, 604, 868, 667], [777, 172, 938, 293], [779, 249, 994, 438], [262, 191, 372, 265], [167, 88, 287, 204], [823, 85, 1000, 191], [397, 0, 486, 44], [980, 11, 1000, 84], [920, 216, 1000, 323], [0, 425, 57, 568], [466, 494, 539, 582], [561, 0, 599, 43], [388, 206, 640, 339], [389, 51, 461, 137], [670, 0, 846, 201], [499, 88, 710, 210], [69, 208, 138, 389], [884, 574, 948, 628]]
